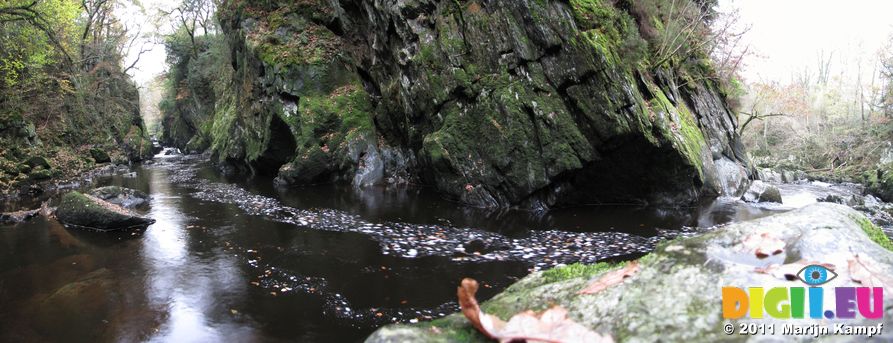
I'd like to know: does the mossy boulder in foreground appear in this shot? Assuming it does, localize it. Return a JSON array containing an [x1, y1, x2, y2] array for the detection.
[[367, 203, 893, 342], [56, 191, 155, 230]]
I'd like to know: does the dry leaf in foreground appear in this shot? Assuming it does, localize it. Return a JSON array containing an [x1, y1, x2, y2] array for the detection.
[[848, 254, 893, 288], [457, 278, 612, 343], [577, 261, 639, 295], [740, 232, 785, 259]]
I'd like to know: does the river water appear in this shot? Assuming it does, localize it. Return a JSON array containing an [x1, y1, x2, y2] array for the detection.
[[0, 151, 872, 342]]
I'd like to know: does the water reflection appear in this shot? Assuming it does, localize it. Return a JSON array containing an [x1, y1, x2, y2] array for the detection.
[[142, 167, 254, 342]]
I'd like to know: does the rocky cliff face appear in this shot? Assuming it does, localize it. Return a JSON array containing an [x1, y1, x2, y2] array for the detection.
[[163, 0, 753, 209], [0, 67, 153, 195]]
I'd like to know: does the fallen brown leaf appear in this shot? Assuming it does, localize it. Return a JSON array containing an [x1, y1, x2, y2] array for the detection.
[[458, 278, 612, 343], [578, 261, 640, 295], [848, 254, 893, 288], [741, 232, 785, 259]]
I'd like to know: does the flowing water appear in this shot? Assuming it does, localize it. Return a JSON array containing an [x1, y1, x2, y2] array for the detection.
[[0, 151, 862, 342]]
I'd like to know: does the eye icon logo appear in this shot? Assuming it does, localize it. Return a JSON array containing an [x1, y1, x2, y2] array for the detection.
[[797, 264, 837, 286]]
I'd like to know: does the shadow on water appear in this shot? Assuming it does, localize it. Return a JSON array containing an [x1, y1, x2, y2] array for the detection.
[[215, 168, 783, 237]]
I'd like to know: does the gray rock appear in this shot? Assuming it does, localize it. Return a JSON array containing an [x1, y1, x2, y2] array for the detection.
[[366, 204, 893, 342], [89, 186, 149, 209], [758, 168, 783, 183], [742, 180, 783, 203], [56, 191, 155, 231]]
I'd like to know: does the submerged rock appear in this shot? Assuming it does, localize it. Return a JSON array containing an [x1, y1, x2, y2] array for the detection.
[[741, 180, 782, 203], [367, 203, 893, 342], [0, 208, 39, 224], [89, 186, 149, 209], [56, 191, 155, 230]]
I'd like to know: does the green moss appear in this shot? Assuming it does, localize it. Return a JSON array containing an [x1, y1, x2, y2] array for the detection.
[[647, 84, 706, 175], [293, 84, 373, 146], [541, 262, 621, 283], [252, 22, 339, 67], [28, 167, 52, 181], [570, 0, 648, 69], [854, 215, 893, 251]]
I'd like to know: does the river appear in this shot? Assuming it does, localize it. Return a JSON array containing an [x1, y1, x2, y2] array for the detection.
[[0, 150, 882, 342]]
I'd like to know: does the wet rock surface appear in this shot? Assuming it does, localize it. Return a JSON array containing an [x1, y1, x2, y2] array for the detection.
[[0, 208, 39, 224], [741, 180, 782, 203], [167, 0, 754, 210], [55, 191, 155, 230], [367, 203, 893, 342], [89, 186, 149, 209]]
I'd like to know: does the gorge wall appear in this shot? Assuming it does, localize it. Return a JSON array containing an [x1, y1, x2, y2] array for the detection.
[[0, 67, 154, 195], [161, 0, 753, 209]]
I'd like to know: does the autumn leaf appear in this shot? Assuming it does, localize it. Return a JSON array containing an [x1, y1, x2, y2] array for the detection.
[[578, 261, 639, 295], [458, 278, 612, 343], [755, 260, 834, 281], [848, 254, 893, 288], [740, 232, 785, 259]]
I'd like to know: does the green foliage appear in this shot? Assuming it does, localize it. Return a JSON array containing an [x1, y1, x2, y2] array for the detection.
[[0, 0, 79, 88], [0, 0, 153, 193], [570, 0, 648, 68]]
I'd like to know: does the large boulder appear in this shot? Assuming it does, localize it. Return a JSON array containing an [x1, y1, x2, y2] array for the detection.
[[367, 204, 893, 342], [89, 186, 149, 209], [89, 148, 111, 163], [56, 191, 155, 230], [741, 180, 782, 203], [864, 163, 893, 202]]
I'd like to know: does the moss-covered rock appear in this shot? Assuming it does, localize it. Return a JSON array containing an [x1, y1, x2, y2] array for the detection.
[[367, 203, 893, 342], [25, 156, 51, 170], [865, 163, 893, 202], [89, 148, 111, 163], [27, 167, 52, 181], [56, 191, 155, 231]]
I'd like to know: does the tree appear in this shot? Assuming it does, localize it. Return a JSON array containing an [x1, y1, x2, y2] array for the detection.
[[880, 40, 893, 117], [161, 0, 216, 58], [0, 0, 78, 69]]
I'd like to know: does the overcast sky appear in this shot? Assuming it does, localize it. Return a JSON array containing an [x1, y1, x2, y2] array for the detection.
[[122, 0, 176, 85], [721, 0, 893, 84], [125, 1, 893, 86]]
